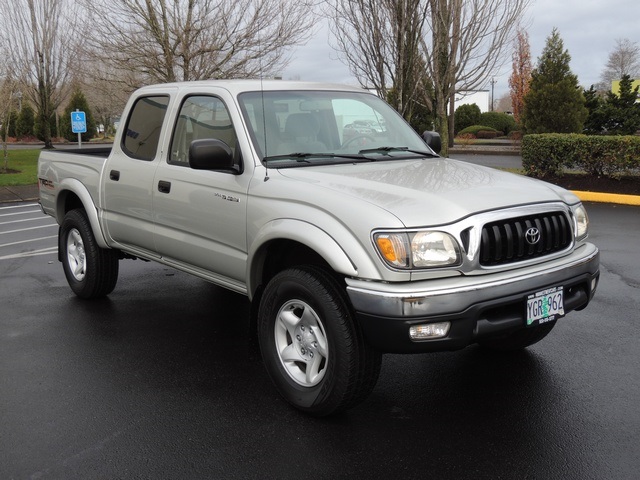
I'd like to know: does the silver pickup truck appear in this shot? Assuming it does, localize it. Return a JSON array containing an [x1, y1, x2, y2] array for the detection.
[[39, 80, 599, 415]]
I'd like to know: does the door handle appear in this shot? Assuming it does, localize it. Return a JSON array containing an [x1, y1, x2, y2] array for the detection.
[[158, 180, 171, 194], [109, 170, 120, 181]]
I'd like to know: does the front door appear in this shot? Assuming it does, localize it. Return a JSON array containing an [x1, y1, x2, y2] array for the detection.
[[151, 94, 250, 291]]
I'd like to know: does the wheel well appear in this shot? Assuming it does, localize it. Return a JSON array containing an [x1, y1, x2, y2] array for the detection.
[[249, 239, 342, 342], [58, 190, 84, 217], [261, 240, 333, 287]]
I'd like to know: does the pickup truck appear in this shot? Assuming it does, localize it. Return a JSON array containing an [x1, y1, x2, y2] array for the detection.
[[38, 80, 600, 415]]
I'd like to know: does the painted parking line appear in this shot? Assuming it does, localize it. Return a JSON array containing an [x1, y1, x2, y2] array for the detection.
[[0, 209, 42, 218], [0, 224, 57, 235], [0, 235, 58, 249], [0, 246, 58, 261], [0, 203, 39, 210]]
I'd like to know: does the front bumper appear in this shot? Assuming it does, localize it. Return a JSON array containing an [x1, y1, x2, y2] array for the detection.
[[346, 243, 599, 353]]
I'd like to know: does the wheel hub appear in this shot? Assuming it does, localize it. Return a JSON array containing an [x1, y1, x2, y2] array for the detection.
[[274, 300, 329, 387], [296, 325, 319, 359], [66, 228, 86, 281]]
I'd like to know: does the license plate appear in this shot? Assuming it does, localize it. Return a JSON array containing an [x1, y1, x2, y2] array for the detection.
[[526, 286, 565, 326]]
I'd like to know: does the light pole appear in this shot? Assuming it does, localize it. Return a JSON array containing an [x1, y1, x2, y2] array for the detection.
[[13, 91, 22, 112], [490, 78, 496, 112]]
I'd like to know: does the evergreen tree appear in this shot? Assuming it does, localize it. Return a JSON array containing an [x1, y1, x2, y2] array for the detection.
[[583, 85, 606, 134], [60, 88, 97, 142], [16, 104, 36, 139], [583, 75, 640, 135], [0, 110, 18, 139], [521, 28, 588, 134], [599, 75, 640, 135]]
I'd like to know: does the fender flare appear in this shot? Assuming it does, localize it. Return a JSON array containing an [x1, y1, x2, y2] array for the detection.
[[56, 178, 109, 249], [247, 218, 379, 299]]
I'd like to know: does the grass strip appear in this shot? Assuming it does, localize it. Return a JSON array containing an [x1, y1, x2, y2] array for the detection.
[[0, 149, 41, 187]]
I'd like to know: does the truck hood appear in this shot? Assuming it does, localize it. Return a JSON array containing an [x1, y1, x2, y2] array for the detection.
[[277, 157, 579, 227]]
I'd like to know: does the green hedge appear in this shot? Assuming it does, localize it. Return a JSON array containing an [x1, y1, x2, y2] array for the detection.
[[522, 134, 640, 178], [458, 125, 499, 136]]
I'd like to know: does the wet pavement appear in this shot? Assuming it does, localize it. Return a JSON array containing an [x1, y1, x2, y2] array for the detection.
[[1, 200, 639, 479]]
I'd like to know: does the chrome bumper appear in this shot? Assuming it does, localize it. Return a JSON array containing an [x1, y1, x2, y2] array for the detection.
[[346, 243, 599, 319]]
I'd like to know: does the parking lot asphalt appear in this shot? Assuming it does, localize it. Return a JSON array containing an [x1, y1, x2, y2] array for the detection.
[[1, 201, 638, 479]]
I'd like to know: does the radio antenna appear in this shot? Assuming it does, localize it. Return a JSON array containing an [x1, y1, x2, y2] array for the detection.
[[259, 45, 270, 182]]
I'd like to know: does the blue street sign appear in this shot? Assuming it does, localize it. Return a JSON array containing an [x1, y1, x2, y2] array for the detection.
[[71, 111, 87, 134]]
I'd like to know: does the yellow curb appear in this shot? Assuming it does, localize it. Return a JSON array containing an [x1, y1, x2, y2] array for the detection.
[[571, 190, 640, 206]]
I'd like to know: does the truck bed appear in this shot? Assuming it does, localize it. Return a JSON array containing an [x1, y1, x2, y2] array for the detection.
[[38, 147, 112, 221]]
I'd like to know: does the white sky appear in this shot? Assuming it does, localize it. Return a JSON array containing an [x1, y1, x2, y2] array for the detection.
[[280, 0, 640, 99]]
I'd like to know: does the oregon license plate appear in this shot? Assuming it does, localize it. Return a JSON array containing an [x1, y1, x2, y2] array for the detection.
[[526, 286, 565, 326]]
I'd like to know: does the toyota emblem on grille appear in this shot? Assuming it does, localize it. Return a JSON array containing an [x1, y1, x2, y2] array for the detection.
[[525, 227, 541, 245]]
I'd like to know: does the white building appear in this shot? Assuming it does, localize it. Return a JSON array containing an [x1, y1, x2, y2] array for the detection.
[[453, 90, 490, 113]]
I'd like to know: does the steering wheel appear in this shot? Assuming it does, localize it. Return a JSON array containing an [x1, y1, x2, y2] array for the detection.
[[341, 134, 376, 149]]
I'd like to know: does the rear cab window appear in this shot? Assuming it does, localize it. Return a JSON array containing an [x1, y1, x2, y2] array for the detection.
[[122, 96, 170, 161]]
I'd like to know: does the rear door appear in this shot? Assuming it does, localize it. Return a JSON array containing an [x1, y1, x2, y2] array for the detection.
[[102, 94, 170, 256]]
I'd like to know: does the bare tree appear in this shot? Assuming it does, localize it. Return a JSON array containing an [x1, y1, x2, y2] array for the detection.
[[81, 0, 317, 90], [0, 0, 82, 148], [327, 0, 529, 156], [0, 67, 17, 172], [327, 0, 432, 120], [422, 0, 530, 154], [73, 63, 132, 139], [600, 38, 640, 88]]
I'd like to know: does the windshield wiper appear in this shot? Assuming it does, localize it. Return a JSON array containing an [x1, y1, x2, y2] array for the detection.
[[358, 146, 438, 157], [263, 152, 368, 164]]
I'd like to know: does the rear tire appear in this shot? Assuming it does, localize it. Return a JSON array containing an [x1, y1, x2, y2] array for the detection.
[[257, 266, 381, 416], [59, 209, 119, 299], [479, 320, 556, 351]]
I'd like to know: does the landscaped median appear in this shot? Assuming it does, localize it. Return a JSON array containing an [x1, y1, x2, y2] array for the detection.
[[522, 133, 640, 179], [520, 134, 640, 205]]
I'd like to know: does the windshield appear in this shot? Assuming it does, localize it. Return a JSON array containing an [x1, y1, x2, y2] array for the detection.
[[237, 90, 435, 166]]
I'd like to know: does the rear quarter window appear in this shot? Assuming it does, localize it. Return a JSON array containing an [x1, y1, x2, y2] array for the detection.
[[122, 96, 170, 161]]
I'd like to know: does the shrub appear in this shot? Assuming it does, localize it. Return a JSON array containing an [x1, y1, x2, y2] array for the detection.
[[479, 111, 516, 135], [522, 133, 640, 178], [476, 130, 501, 139], [454, 104, 481, 134], [456, 133, 476, 146], [458, 125, 498, 136], [509, 130, 523, 141]]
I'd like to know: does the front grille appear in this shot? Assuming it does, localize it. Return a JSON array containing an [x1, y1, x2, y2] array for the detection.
[[480, 211, 572, 266]]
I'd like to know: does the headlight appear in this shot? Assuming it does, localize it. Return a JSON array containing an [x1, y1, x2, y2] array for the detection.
[[572, 204, 589, 241], [374, 231, 461, 269]]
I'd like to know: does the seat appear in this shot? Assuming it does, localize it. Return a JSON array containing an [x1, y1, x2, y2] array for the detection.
[[279, 113, 327, 153]]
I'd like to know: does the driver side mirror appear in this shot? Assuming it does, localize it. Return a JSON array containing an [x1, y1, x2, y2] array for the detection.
[[421, 131, 442, 154], [189, 139, 237, 172]]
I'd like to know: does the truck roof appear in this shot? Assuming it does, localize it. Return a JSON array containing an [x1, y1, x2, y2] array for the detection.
[[134, 79, 369, 96]]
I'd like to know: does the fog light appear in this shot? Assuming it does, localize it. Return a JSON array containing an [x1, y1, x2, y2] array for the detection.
[[409, 322, 450, 340], [591, 278, 598, 292]]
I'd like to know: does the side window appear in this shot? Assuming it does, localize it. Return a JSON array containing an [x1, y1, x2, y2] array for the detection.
[[122, 96, 169, 161], [169, 95, 238, 167]]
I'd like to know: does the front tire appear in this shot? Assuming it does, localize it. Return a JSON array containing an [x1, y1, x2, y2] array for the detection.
[[59, 209, 119, 299], [257, 266, 381, 416]]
